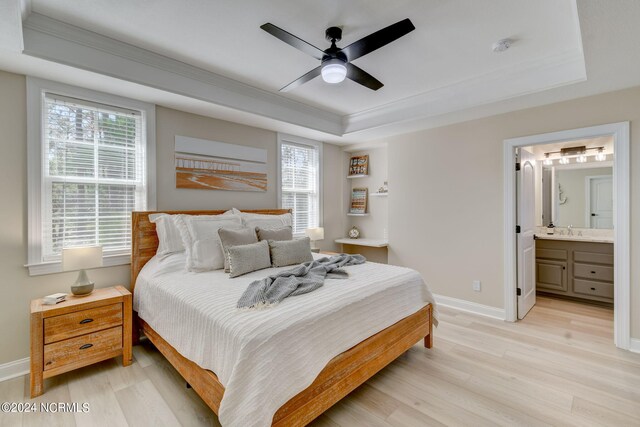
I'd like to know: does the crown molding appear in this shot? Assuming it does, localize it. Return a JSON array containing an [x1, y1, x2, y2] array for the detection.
[[20, 12, 586, 140], [343, 48, 586, 135], [22, 13, 343, 136]]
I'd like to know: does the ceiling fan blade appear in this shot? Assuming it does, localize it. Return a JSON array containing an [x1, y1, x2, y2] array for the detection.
[[346, 63, 383, 91], [261, 23, 325, 60], [280, 66, 322, 92], [341, 18, 415, 62]]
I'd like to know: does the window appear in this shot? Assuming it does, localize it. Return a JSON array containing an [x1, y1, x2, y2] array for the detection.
[[278, 134, 322, 235], [27, 78, 155, 275]]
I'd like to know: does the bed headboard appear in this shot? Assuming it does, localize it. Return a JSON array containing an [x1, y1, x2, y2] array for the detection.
[[130, 209, 292, 294]]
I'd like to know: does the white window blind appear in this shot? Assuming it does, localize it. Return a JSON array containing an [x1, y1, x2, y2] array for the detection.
[[41, 93, 147, 261], [280, 141, 320, 235]]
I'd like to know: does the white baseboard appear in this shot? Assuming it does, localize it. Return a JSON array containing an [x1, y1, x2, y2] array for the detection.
[[434, 294, 505, 320], [630, 338, 640, 354], [0, 357, 29, 383]]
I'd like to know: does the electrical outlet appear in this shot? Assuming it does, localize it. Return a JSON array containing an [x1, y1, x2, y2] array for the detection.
[[472, 280, 481, 292]]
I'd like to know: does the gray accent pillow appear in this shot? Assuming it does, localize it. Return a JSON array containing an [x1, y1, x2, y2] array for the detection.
[[269, 237, 314, 268], [227, 240, 271, 278], [218, 227, 258, 272], [256, 226, 293, 242]]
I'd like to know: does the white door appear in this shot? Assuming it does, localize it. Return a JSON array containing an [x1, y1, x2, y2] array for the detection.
[[589, 176, 613, 229], [517, 148, 536, 319]]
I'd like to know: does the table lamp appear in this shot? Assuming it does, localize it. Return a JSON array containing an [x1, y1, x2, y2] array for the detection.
[[305, 227, 324, 252], [62, 246, 103, 296]]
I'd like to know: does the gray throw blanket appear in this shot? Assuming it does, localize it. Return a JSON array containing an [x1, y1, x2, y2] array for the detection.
[[237, 254, 366, 309]]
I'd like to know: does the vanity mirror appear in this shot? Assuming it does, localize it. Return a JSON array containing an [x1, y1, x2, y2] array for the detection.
[[541, 162, 613, 229]]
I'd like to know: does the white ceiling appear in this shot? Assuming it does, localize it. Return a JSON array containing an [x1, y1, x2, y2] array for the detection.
[[30, 0, 583, 116], [1, 1, 640, 144]]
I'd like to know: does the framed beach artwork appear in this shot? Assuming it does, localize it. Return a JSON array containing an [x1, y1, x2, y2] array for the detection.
[[174, 135, 267, 191]]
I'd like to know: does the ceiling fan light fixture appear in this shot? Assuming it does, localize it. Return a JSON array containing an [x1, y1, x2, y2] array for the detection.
[[321, 59, 347, 84]]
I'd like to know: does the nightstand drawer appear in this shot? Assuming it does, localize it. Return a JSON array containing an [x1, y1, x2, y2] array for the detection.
[[44, 303, 123, 344], [44, 326, 122, 372]]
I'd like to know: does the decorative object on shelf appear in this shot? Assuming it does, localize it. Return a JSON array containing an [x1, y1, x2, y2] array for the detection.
[[378, 181, 388, 193], [62, 246, 103, 296], [348, 155, 369, 176], [350, 187, 368, 214], [348, 226, 361, 239], [305, 227, 324, 252], [175, 135, 267, 192]]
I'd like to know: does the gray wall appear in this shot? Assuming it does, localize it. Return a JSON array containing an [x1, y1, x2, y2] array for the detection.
[[0, 71, 342, 365], [382, 85, 640, 339]]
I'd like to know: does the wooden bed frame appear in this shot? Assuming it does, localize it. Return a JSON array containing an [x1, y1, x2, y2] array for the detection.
[[131, 209, 433, 426]]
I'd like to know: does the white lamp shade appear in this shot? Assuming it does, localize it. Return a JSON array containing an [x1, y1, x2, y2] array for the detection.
[[62, 246, 103, 271], [305, 227, 325, 241]]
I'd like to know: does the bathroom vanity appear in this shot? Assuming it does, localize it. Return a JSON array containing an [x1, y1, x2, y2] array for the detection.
[[535, 235, 613, 304]]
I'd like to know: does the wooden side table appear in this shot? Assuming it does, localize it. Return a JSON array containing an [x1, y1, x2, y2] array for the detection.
[[30, 286, 132, 397]]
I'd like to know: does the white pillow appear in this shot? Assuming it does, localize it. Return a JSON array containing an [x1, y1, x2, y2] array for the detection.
[[149, 210, 236, 258], [175, 214, 243, 271], [240, 211, 292, 229], [149, 214, 184, 257]]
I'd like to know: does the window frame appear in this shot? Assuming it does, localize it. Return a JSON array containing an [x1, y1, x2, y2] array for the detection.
[[276, 133, 323, 237], [26, 77, 156, 276]]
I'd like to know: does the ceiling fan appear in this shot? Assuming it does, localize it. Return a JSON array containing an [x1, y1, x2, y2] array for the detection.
[[260, 18, 415, 92]]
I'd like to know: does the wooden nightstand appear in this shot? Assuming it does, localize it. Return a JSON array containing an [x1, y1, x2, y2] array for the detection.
[[320, 251, 340, 255], [30, 286, 132, 397]]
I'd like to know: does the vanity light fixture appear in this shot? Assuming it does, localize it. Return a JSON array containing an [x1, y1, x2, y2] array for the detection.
[[543, 145, 607, 165]]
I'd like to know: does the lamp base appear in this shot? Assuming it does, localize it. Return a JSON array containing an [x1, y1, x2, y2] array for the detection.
[[70, 269, 95, 296]]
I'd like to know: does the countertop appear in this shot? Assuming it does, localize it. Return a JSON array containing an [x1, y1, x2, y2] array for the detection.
[[534, 234, 614, 244]]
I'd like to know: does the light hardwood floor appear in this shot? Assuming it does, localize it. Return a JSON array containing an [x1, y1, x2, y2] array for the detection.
[[2, 296, 639, 426]]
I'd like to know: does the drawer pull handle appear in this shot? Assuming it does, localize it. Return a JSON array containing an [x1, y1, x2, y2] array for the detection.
[[590, 287, 596, 291], [79, 344, 93, 350], [591, 271, 596, 274], [79, 318, 94, 324]]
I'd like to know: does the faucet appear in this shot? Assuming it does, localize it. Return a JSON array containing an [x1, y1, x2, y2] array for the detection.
[[567, 225, 573, 236]]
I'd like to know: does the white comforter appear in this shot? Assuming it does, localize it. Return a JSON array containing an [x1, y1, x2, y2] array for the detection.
[[133, 253, 437, 427]]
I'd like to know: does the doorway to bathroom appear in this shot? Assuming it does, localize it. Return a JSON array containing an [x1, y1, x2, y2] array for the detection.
[[503, 122, 631, 350]]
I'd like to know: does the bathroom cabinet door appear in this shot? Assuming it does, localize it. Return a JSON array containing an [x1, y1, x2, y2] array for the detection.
[[536, 260, 568, 292]]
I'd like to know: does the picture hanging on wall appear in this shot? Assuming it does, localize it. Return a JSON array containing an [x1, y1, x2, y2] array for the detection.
[[174, 135, 267, 191], [348, 155, 369, 176], [350, 188, 368, 214]]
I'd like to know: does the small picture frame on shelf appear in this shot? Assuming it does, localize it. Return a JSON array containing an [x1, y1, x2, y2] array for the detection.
[[350, 188, 368, 214], [348, 155, 369, 176]]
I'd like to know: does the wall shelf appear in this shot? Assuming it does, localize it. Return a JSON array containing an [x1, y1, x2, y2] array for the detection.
[[347, 213, 369, 217], [347, 174, 369, 179], [335, 238, 388, 248], [369, 192, 388, 197]]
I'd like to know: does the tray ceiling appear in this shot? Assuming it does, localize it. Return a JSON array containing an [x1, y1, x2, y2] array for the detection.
[[30, 0, 584, 115], [2, 1, 640, 142]]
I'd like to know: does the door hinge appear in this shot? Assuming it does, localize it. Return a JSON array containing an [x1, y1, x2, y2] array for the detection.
[[515, 162, 521, 171], [517, 288, 522, 296], [516, 225, 521, 233]]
